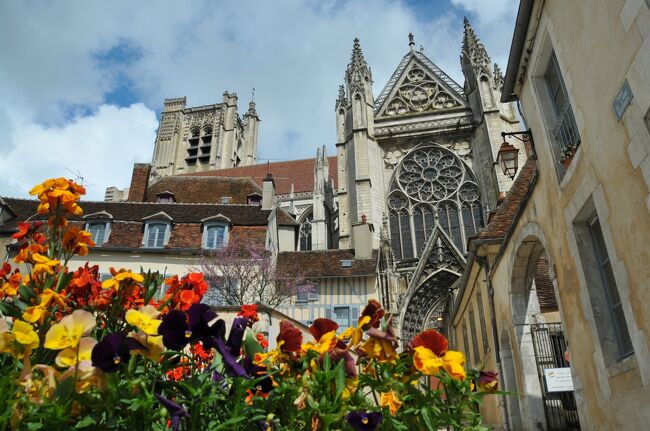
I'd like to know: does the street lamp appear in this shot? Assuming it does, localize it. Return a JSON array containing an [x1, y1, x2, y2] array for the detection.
[[496, 129, 536, 179]]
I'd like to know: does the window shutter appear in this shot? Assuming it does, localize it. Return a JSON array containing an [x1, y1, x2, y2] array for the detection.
[[325, 307, 332, 320]]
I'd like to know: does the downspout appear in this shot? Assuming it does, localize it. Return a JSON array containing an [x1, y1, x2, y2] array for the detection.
[[477, 254, 511, 431]]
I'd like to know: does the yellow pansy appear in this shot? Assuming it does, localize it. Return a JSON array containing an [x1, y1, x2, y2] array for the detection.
[[0, 319, 14, 353], [342, 377, 358, 400], [21, 364, 60, 403], [39, 288, 67, 308], [413, 346, 466, 380], [31, 254, 60, 277], [12, 320, 40, 349], [44, 310, 95, 350], [380, 390, 402, 415], [55, 337, 97, 368], [130, 332, 165, 362], [125, 305, 161, 336], [102, 270, 144, 290], [301, 330, 337, 355], [339, 315, 371, 346]]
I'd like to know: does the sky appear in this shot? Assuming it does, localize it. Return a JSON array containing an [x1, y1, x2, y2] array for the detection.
[[0, 0, 519, 200]]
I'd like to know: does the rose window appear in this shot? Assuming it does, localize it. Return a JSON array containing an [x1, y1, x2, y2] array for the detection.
[[388, 145, 484, 260]]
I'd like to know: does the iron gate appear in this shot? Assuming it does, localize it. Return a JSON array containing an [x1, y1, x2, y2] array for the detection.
[[530, 323, 580, 430]]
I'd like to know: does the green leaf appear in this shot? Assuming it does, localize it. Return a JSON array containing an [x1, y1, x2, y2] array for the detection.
[[243, 330, 263, 357], [74, 416, 96, 428], [54, 377, 74, 401], [334, 362, 345, 398], [27, 422, 44, 430], [420, 407, 437, 431], [0, 301, 22, 318]]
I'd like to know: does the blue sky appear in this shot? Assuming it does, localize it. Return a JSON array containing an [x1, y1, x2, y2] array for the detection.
[[0, 0, 518, 200]]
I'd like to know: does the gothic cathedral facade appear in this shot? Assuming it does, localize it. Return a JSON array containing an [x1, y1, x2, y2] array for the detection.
[[144, 20, 522, 343]]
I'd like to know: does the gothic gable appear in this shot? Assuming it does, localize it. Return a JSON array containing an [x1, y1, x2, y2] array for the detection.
[[375, 51, 468, 119]]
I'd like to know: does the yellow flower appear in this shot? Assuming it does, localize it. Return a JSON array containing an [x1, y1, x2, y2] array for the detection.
[[0, 319, 14, 353], [361, 328, 398, 363], [130, 332, 165, 362], [12, 320, 39, 349], [44, 310, 95, 350], [125, 305, 161, 336], [31, 254, 60, 277], [38, 288, 67, 308], [301, 330, 337, 355], [342, 377, 358, 400], [413, 346, 466, 380], [23, 306, 47, 324], [102, 270, 144, 290], [380, 390, 402, 415], [55, 337, 97, 368], [339, 315, 371, 346], [21, 364, 60, 403]]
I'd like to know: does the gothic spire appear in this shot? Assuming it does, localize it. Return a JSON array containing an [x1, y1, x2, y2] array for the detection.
[[346, 38, 372, 87], [336, 84, 347, 109], [461, 17, 490, 70]]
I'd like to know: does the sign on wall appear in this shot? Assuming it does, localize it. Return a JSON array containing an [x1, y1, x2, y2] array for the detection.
[[544, 367, 575, 392], [612, 79, 633, 121]]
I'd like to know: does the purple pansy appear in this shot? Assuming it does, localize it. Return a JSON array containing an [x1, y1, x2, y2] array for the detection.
[[158, 303, 224, 350], [345, 411, 383, 431], [91, 332, 145, 373], [155, 393, 190, 431]]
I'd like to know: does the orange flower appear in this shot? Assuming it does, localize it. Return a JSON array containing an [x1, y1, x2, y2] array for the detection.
[[29, 178, 86, 217], [62, 226, 95, 256], [31, 254, 60, 277], [380, 390, 402, 415], [238, 303, 260, 322]]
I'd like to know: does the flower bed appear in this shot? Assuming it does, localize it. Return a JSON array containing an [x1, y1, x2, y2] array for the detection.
[[0, 178, 498, 430]]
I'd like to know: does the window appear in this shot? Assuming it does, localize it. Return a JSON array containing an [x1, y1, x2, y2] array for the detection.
[[476, 290, 490, 355], [144, 222, 170, 248], [299, 211, 313, 251], [588, 216, 633, 359], [86, 221, 110, 245], [156, 192, 175, 204], [387, 146, 483, 259], [296, 283, 319, 303], [468, 305, 481, 363], [544, 53, 581, 172], [203, 224, 228, 249], [333, 306, 350, 328]]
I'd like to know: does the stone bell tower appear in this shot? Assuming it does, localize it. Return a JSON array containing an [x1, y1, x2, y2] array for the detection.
[[335, 38, 385, 250]]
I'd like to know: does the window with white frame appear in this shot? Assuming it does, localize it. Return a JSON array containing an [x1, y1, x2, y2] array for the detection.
[[333, 306, 350, 328], [296, 283, 319, 303], [86, 221, 110, 245], [143, 222, 170, 248], [203, 223, 228, 249]]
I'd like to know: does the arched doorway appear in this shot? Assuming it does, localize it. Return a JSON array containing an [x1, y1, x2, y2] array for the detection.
[[510, 232, 579, 430]]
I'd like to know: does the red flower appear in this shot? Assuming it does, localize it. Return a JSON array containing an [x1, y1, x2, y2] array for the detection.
[[277, 320, 303, 353], [238, 303, 260, 323], [360, 300, 385, 329], [410, 329, 448, 356], [309, 318, 338, 342], [256, 333, 269, 349]]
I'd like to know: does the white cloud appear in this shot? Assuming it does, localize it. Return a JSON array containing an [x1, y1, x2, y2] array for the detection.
[[0, 104, 157, 200], [0, 0, 517, 200]]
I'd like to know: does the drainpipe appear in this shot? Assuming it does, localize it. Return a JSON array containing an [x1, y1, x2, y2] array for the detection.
[[477, 255, 511, 431]]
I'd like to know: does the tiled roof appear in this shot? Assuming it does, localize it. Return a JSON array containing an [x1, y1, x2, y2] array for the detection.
[[183, 157, 338, 195], [147, 176, 261, 205], [478, 159, 537, 240], [535, 257, 558, 312], [0, 198, 297, 232], [277, 250, 377, 278]]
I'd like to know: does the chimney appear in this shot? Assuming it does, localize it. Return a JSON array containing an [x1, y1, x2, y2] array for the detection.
[[127, 163, 151, 202], [262, 173, 275, 210], [352, 219, 373, 259]]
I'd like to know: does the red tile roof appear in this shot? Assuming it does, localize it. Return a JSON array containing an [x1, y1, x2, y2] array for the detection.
[[478, 159, 537, 240], [183, 157, 338, 195], [147, 176, 261, 205], [277, 250, 377, 278]]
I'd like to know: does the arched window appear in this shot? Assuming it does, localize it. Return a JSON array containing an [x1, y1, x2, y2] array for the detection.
[[299, 211, 313, 251], [387, 145, 484, 259]]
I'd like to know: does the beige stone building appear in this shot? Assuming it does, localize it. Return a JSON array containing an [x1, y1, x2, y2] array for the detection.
[[452, 0, 650, 429]]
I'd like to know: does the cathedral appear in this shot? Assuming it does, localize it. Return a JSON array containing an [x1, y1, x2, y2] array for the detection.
[[113, 19, 523, 342]]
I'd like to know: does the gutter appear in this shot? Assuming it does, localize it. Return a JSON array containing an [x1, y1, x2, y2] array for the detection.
[[501, 0, 535, 103]]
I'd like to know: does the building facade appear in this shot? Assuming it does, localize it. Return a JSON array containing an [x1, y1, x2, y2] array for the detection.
[[452, 1, 650, 430]]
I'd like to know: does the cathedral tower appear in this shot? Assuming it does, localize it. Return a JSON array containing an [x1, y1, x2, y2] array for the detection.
[[336, 38, 385, 250], [461, 18, 522, 210]]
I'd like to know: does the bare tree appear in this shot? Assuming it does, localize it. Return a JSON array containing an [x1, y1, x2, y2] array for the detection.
[[198, 240, 304, 309]]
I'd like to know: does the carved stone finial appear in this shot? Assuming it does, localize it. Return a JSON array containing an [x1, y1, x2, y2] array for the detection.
[[336, 84, 347, 107], [461, 17, 491, 71], [408, 32, 415, 51], [493, 63, 504, 91]]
